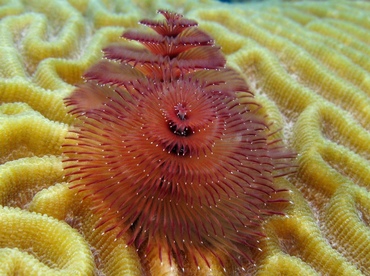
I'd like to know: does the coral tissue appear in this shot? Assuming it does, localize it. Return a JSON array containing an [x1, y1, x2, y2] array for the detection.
[[62, 10, 295, 270]]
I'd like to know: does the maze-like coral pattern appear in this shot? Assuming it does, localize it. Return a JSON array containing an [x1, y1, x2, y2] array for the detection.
[[0, 0, 369, 275]]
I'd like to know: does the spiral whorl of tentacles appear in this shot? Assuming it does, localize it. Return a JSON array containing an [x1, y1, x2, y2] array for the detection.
[[62, 10, 295, 270]]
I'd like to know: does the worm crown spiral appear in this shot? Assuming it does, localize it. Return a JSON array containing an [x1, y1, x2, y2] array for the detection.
[[62, 10, 295, 270]]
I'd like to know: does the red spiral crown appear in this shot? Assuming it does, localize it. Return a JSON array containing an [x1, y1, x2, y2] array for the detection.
[[63, 10, 295, 271]]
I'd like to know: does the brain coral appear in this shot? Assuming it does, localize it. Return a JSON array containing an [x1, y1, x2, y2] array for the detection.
[[0, 0, 370, 275]]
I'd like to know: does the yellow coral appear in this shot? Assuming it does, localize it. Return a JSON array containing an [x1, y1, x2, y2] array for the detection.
[[0, 0, 369, 275], [0, 206, 94, 275]]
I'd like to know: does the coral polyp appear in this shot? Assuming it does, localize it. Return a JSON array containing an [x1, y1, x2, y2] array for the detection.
[[62, 10, 295, 270]]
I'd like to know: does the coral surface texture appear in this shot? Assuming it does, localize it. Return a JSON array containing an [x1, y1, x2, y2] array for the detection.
[[0, 0, 369, 275]]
